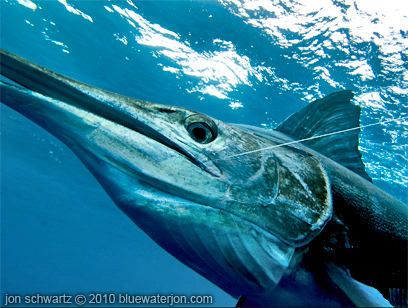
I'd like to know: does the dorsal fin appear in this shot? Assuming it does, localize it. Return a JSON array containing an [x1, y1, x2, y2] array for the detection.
[[276, 90, 372, 182]]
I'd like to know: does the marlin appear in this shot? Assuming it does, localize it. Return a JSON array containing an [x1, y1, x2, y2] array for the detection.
[[1, 49, 407, 307]]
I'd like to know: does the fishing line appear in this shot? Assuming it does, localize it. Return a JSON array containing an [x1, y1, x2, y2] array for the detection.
[[219, 115, 408, 161]]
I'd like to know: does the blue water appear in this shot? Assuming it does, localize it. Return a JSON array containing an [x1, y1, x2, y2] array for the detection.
[[1, 0, 407, 307]]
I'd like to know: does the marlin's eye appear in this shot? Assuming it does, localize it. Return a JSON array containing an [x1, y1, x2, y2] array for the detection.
[[188, 122, 213, 143], [184, 114, 217, 144]]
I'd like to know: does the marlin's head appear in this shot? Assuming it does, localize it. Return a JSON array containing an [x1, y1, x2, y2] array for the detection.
[[1, 49, 332, 300]]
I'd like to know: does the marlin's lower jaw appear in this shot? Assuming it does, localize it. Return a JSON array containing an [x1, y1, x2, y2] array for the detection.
[[1, 82, 295, 299]]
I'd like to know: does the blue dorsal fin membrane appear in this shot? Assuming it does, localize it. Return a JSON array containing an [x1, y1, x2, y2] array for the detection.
[[276, 90, 372, 182]]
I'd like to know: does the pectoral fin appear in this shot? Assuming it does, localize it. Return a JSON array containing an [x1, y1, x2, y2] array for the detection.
[[236, 295, 261, 307], [325, 262, 392, 307]]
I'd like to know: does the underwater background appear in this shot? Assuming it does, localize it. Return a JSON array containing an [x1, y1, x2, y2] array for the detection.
[[1, 0, 407, 306]]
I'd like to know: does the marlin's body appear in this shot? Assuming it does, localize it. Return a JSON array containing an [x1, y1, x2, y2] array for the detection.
[[1, 49, 406, 307]]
